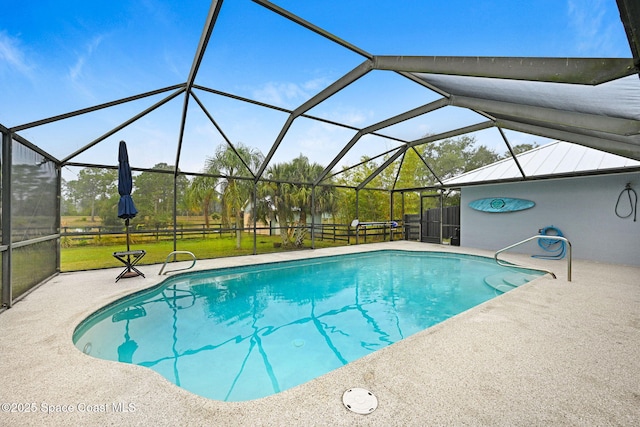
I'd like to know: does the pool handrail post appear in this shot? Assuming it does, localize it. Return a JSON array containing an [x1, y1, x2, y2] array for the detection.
[[494, 235, 572, 281], [158, 251, 197, 275]]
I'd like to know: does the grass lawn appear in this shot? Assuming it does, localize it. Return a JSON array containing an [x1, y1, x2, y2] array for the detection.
[[60, 234, 347, 271]]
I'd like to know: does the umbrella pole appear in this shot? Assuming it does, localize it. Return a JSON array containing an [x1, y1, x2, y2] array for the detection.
[[125, 218, 131, 270]]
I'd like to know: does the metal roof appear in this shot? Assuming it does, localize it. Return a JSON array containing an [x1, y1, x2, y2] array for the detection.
[[409, 72, 640, 161], [442, 141, 640, 187]]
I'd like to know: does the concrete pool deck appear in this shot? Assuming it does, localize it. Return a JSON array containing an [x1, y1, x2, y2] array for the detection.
[[1, 241, 639, 426]]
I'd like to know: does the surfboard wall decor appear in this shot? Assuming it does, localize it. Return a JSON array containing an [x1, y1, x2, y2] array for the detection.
[[469, 197, 535, 213]]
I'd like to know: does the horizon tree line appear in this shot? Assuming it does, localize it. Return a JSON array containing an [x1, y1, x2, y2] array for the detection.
[[62, 136, 537, 247]]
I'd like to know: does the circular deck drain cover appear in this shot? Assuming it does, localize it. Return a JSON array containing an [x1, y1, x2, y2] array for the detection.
[[342, 388, 378, 414]]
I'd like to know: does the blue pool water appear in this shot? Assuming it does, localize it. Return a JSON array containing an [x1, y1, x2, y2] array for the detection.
[[73, 250, 544, 401]]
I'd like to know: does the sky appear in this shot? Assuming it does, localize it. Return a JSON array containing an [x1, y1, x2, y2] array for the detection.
[[0, 0, 632, 181]]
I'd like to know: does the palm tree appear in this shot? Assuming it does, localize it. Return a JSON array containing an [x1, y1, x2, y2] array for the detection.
[[259, 162, 295, 245], [186, 175, 218, 228], [260, 155, 335, 247], [205, 143, 264, 249]]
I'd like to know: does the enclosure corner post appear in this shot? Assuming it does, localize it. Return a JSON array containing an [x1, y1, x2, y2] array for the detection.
[[1, 131, 13, 308], [172, 171, 178, 254], [389, 190, 394, 241], [252, 183, 257, 255], [56, 153, 62, 273], [311, 186, 316, 249]]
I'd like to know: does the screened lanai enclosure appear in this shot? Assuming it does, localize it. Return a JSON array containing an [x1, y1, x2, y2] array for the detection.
[[1, 0, 640, 309]]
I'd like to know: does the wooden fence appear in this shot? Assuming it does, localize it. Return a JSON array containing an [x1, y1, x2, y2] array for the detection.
[[60, 221, 407, 246]]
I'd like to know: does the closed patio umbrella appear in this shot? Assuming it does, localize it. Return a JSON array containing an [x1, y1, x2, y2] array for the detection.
[[117, 140, 138, 253], [114, 140, 146, 281]]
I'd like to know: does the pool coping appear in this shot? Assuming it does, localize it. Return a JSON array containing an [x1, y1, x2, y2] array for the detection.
[[1, 241, 639, 426]]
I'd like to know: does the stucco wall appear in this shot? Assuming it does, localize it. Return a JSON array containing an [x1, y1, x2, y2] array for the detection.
[[460, 172, 640, 266]]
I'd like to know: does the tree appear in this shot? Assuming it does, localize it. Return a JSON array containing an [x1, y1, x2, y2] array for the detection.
[[388, 148, 427, 215], [335, 136, 505, 221], [334, 156, 389, 224], [96, 194, 122, 227], [504, 142, 539, 158], [257, 162, 293, 240], [11, 163, 58, 237], [134, 163, 189, 227], [64, 168, 118, 221], [61, 178, 79, 216], [205, 143, 264, 250], [285, 155, 330, 225], [418, 136, 501, 182], [259, 155, 336, 247], [186, 175, 219, 228]]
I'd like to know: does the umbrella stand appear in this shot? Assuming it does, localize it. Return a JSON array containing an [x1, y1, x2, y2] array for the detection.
[[115, 218, 146, 281]]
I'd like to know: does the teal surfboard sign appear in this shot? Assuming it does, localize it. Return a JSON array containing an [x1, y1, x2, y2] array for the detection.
[[469, 197, 535, 213]]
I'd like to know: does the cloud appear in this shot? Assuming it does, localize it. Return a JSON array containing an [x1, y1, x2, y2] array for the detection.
[[301, 77, 331, 93], [68, 35, 104, 83], [0, 31, 32, 75], [567, 0, 624, 56], [324, 107, 371, 127], [163, 50, 186, 80], [251, 81, 307, 107], [67, 35, 107, 100], [68, 57, 86, 82], [250, 77, 332, 108]]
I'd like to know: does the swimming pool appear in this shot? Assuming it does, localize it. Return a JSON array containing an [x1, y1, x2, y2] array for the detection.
[[73, 250, 544, 401]]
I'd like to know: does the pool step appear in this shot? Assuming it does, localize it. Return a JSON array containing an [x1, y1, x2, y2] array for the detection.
[[484, 273, 539, 293]]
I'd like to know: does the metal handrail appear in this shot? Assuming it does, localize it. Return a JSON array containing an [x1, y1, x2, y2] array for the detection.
[[494, 235, 572, 281], [158, 251, 197, 275]]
